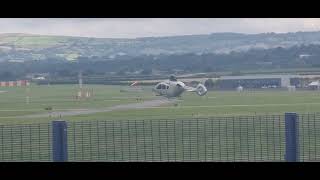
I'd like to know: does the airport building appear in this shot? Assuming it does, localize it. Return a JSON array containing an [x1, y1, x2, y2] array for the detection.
[[216, 74, 320, 89]]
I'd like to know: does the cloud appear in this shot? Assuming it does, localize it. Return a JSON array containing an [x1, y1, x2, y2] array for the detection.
[[0, 18, 320, 38]]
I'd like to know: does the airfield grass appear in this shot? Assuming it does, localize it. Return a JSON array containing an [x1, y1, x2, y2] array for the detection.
[[1, 85, 320, 161], [1, 84, 320, 124], [0, 85, 154, 123]]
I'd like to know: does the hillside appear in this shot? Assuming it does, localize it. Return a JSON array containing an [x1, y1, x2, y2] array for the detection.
[[2, 43, 320, 81], [2, 31, 320, 62]]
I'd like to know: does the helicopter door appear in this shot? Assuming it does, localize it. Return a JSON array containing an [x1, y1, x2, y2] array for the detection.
[[154, 83, 162, 95], [160, 84, 166, 95], [158, 83, 169, 95]]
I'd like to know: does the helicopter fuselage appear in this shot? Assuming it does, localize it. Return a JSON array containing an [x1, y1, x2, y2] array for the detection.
[[152, 80, 186, 98]]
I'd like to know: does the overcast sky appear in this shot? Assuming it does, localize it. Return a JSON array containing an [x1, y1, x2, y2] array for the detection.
[[1, 18, 320, 38]]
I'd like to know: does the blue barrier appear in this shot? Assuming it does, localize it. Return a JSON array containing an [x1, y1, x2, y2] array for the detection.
[[52, 120, 68, 162], [285, 113, 299, 162]]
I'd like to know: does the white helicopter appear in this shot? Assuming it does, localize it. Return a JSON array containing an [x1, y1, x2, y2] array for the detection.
[[152, 75, 208, 98]]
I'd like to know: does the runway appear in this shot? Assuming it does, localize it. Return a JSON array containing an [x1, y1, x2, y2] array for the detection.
[[18, 98, 177, 118]]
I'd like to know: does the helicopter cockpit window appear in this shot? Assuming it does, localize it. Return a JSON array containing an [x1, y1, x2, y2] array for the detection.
[[156, 83, 169, 90]]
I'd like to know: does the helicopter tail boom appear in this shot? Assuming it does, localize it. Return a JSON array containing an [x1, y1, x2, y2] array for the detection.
[[185, 83, 208, 96]]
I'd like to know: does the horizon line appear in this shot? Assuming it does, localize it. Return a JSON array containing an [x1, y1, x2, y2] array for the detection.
[[1, 30, 320, 39]]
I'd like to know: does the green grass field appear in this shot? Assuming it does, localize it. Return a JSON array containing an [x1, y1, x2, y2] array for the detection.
[[1, 84, 319, 161], [1, 84, 320, 124]]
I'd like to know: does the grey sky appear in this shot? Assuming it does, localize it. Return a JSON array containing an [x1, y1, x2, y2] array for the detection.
[[0, 18, 320, 38]]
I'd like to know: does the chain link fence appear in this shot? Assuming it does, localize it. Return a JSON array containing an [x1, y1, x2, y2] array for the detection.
[[0, 123, 51, 161], [0, 113, 319, 161], [67, 115, 285, 161], [298, 113, 320, 161]]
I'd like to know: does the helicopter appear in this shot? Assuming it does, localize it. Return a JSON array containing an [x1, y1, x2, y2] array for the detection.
[[152, 75, 207, 98]]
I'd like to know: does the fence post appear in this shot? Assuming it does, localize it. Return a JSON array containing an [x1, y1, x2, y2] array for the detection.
[[285, 112, 299, 162], [52, 120, 68, 162]]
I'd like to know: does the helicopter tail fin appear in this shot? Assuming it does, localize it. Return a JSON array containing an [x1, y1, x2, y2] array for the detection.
[[195, 84, 208, 96]]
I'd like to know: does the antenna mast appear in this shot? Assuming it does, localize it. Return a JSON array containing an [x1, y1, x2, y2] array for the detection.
[[79, 70, 83, 90]]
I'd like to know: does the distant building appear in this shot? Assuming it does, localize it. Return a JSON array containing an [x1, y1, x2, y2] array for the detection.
[[33, 77, 45, 80], [236, 85, 244, 92], [308, 81, 320, 90], [216, 74, 320, 89], [299, 54, 312, 59], [287, 85, 296, 92], [217, 75, 295, 89], [8, 60, 24, 63], [27, 73, 49, 80]]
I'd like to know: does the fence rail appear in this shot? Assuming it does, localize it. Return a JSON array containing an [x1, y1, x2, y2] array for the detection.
[[0, 113, 319, 161]]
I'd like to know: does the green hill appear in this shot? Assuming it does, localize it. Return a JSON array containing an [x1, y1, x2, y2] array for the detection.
[[2, 31, 320, 62]]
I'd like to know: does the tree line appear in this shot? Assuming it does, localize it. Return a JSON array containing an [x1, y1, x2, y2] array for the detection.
[[1, 44, 320, 81]]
